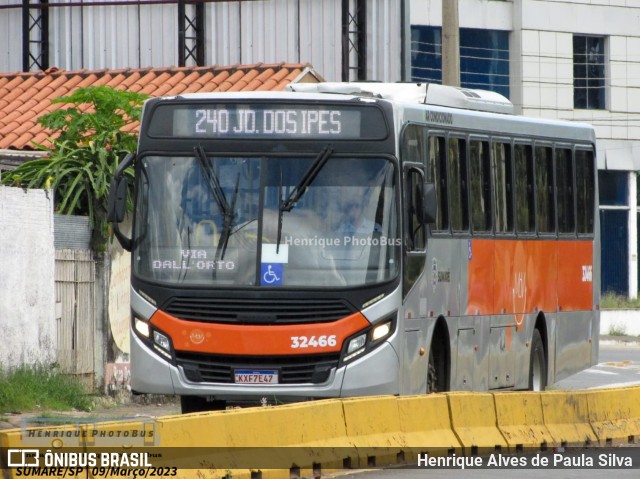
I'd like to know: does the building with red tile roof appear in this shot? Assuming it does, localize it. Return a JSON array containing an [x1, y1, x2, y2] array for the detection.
[[0, 63, 323, 168]]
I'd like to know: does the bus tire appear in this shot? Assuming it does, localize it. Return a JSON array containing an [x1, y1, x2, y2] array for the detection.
[[528, 329, 547, 391], [427, 337, 448, 393], [180, 395, 226, 414]]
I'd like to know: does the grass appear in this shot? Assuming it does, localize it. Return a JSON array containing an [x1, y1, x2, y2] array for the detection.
[[607, 323, 628, 336], [0, 363, 93, 414], [600, 292, 640, 310]]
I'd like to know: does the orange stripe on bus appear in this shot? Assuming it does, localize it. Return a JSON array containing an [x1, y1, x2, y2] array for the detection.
[[468, 239, 594, 317], [150, 309, 371, 355]]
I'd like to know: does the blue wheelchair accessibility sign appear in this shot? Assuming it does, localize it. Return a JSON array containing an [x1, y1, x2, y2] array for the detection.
[[261, 263, 284, 286]]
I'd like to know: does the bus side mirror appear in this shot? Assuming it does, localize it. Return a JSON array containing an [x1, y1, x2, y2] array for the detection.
[[422, 182, 437, 224], [107, 153, 135, 251], [107, 176, 128, 223]]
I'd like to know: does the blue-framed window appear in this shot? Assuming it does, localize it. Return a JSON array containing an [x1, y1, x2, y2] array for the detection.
[[598, 171, 627, 206], [410, 26, 510, 98]]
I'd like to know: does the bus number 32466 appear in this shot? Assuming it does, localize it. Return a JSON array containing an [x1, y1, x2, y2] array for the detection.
[[291, 335, 338, 349]]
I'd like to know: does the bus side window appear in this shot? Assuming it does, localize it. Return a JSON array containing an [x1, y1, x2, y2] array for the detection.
[[535, 145, 555, 234], [428, 135, 449, 232], [406, 168, 427, 251], [575, 149, 595, 235], [470, 140, 492, 233], [401, 124, 427, 252], [402, 125, 428, 295], [515, 144, 535, 234], [556, 148, 575, 234], [449, 136, 469, 233], [492, 142, 514, 233], [402, 124, 424, 164]]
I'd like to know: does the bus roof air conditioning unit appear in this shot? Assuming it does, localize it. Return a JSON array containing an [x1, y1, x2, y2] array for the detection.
[[288, 82, 514, 115], [424, 84, 514, 115]]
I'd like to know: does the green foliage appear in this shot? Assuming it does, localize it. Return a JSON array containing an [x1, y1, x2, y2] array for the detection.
[[607, 323, 628, 336], [0, 86, 147, 251], [601, 292, 640, 310], [0, 364, 92, 413]]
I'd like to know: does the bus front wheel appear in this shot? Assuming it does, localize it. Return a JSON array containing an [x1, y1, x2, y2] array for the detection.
[[528, 329, 547, 391]]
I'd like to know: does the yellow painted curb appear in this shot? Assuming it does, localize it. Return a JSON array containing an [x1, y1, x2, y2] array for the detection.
[[493, 392, 553, 449], [445, 392, 508, 455], [540, 391, 598, 446], [341, 396, 405, 468], [397, 395, 462, 455], [586, 386, 640, 445], [5, 387, 640, 477], [155, 399, 350, 478]]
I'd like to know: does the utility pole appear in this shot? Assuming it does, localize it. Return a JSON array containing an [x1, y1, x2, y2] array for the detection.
[[442, 0, 460, 86]]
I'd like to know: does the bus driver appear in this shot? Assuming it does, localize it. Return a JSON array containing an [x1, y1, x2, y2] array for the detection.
[[337, 194, 382, 234]]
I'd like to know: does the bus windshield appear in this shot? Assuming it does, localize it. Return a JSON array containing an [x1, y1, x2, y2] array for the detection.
[[134, 153, 400, 288]]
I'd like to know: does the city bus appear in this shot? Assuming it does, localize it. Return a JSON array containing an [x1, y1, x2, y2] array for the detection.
[[108, 82, 599, 413]]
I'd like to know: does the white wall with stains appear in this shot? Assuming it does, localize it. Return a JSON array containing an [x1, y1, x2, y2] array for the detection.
[[0, 185, 55, 369]]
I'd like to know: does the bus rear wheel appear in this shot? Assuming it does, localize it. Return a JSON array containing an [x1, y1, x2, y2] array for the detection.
[[528, 329, 547, 391], [180, 396, 226, 414], [427, 340, 448, 393]]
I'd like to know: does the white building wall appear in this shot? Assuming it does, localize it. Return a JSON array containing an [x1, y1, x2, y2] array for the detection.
[[0, 186, 56, 368]]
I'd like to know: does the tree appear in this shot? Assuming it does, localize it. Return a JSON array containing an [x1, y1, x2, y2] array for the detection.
[[1, 86, 148, 251]]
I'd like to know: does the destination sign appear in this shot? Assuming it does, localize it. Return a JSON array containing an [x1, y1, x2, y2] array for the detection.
[[147, 103, 387, 140]]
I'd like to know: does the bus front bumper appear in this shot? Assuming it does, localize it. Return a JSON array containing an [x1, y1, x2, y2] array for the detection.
[[130, 331, 400, 401]]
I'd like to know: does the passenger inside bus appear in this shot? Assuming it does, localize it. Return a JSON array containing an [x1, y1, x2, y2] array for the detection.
[[336, 192, 382, 234]]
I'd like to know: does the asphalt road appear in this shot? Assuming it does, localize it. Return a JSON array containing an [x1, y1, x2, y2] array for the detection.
[[555, 338, 640, 390]]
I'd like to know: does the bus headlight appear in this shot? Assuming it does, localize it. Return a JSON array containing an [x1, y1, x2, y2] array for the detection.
[[343, 334, 367, 362], [132, 315, 174, 362], [134, 317, 150, 338], [153, 331, 171, 352], [371, 321, 392, 341], [341, 315, 397, 365], [347, 334, 367, 355]]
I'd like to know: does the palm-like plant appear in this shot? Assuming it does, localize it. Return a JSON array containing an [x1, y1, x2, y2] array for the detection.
[[1, 86, 148, 251]]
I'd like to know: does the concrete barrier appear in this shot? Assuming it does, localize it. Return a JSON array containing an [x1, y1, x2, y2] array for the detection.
[[397, 394, 462, 462], [493, 392, 553, 449], [586, 387, 640, 445], [155, 399, 351, 479], [3, 387, 640, 478], [445, 392, 508, 455], [539, 391, 598, 446], [340, 396, 405, 468]]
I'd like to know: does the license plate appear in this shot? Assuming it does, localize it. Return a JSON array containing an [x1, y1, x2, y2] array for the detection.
[[234, 369, 279, 384]]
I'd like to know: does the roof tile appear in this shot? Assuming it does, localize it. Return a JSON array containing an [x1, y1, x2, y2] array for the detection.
[[0, 63, 322, 150]]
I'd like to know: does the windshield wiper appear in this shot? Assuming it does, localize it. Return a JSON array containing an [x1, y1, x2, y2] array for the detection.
[[218, 173, 240, 260], [281, 145, 334, 212], [276, 145, 334, 252], [194, 145, 237, 260]]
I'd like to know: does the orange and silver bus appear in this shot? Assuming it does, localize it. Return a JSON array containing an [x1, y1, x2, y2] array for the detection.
[[108, 82, 599, 413]]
